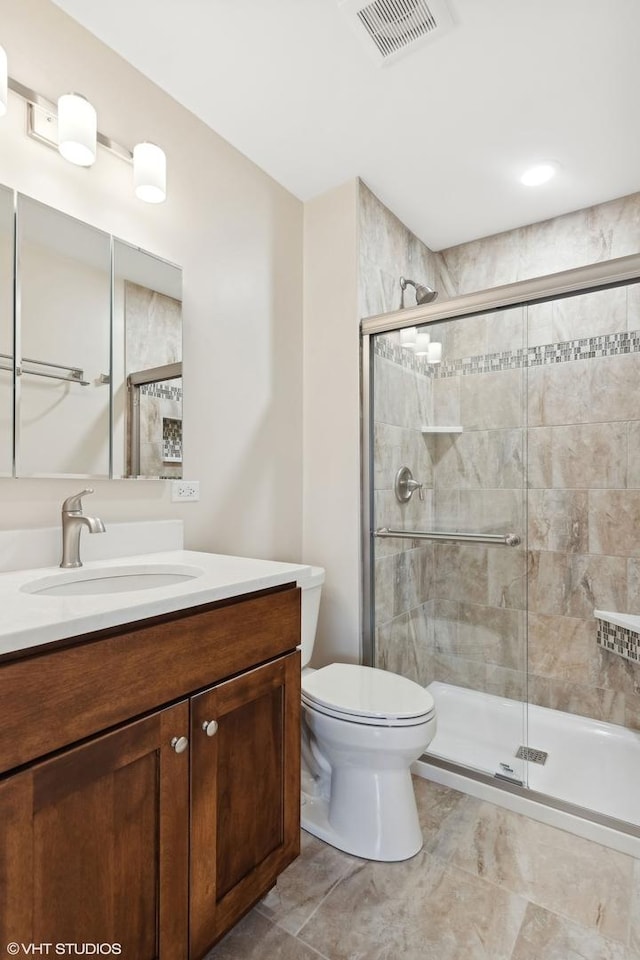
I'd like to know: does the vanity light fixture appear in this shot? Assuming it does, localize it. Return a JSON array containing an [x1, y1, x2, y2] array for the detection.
[[520, 162, 557, 187], [400, 326, 417, 348], [133, 142, 167, 204], [414, 331, 431, 356], [0, 49, 167, 202], [0, 46, 7, 117], [57, 93, 97, 167], [426, 342, 442, 364]]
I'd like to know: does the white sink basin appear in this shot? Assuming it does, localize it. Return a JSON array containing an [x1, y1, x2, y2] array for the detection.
[[21, 563, 205, 597]]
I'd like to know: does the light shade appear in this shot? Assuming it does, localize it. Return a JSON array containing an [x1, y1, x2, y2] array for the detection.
[[134, 142, 166, 203], [520, 162, 557, 187], [414, 331, 431, 356], [400, 326, 417, 347], [0, 46, 7, 117], [427, 342, 442, 364], [58, 93, 97, 166]]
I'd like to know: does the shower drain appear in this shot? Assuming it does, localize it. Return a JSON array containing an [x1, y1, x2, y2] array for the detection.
[[516, 745, 548, 765]]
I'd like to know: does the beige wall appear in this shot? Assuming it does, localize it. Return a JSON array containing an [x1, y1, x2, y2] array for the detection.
[[0, 0, 303, 563], [301, 178, 444, 666], [302, 181, 360, 665]]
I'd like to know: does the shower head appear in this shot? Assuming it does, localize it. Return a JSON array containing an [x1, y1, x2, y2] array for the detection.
[[414, 282, 438, 305], [399, 276, 438, 308]]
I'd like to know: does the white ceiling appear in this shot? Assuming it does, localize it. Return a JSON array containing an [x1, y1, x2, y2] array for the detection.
[[52, 0, 640, 250]]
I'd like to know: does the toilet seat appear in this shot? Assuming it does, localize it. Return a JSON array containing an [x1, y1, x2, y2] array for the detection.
[[302, 663, 435, 727]]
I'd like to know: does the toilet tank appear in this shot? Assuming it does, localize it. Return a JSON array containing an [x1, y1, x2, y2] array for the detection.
[[298, 566, 325, 668]]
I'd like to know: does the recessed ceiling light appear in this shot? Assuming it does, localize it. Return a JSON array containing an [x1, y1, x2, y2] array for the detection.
[[520, 162, 557, 187]]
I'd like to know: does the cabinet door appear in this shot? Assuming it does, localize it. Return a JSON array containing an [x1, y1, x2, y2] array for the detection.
[[190, 652, 301, 957], [0, 701, 189, 959]]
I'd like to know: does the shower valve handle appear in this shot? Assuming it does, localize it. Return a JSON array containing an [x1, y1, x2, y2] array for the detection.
[[394, 466, 425, 503], [404, 478, 424, 500]]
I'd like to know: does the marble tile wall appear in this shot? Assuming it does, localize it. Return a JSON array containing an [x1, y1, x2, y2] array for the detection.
[[598, 620, 640, 666], [439, 192, 640, 295], [358, 179, 450, 320]]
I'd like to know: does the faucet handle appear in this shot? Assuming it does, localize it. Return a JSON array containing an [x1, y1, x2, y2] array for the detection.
[[394, 467, 426, 504], [62, 488, 95, 514]]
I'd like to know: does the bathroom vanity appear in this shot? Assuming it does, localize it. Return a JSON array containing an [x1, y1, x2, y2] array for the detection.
[[0, 545, 307, 959]]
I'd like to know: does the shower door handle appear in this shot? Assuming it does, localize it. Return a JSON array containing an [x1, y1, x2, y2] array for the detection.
[[374, 528, 521, 546]]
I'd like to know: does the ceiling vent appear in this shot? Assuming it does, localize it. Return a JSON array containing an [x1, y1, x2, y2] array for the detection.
[[339, 0, 454, 66]]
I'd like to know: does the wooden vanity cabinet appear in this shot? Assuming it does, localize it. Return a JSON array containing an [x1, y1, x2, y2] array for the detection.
[[0, 701, 190, 959], [190, 653, 301, 958], [0, 584, 301, 960]]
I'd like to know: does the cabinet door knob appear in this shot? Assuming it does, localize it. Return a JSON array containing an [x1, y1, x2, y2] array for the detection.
[[202, 720, 218, 737], [170, 735, 189, 754]]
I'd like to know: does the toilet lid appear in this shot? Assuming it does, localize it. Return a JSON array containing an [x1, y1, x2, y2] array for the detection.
[[302, 663, 435, 726]]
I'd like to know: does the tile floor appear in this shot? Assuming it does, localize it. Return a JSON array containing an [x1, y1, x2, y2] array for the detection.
[[205, 778, 640, 960]]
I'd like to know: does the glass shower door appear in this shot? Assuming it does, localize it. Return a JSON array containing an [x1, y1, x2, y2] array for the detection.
[[369, 306, 529, 785], [524, 283, 640, 827]]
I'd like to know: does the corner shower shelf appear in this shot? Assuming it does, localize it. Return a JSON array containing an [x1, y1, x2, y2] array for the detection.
[[421, 425, 463, 434]]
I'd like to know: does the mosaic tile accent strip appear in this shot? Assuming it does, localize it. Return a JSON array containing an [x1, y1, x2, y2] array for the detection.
[[141, 382, 183, 401], [373, 329, 640, 379], [597, 618, 640, 665], [436, 349, 524, 379], [162, 417, 182, 463], [373, 336, 435, 377]]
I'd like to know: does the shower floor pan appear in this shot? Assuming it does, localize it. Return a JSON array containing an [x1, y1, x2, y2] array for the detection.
[[424, 680, 640, 829]]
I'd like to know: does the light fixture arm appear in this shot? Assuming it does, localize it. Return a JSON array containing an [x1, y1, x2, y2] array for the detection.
[[8, 76, 54, 116], [7, 76, 133, 163]]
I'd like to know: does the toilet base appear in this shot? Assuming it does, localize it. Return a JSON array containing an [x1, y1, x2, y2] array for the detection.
[[301, 766, 424, 862]]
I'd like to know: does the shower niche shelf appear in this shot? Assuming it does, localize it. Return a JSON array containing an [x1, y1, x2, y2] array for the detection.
[[595, 609, 640, 666], [595, 610, 640, 633], [421, 426, 463, 434]]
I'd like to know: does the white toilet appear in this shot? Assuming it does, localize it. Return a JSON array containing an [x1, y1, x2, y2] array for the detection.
[[298, 567, 437, 862]]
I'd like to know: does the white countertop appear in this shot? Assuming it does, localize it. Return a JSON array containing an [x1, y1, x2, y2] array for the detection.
[[0, 550, 311, 659]]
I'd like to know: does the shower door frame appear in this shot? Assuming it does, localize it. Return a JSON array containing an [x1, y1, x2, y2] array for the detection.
[[360, 251, 640, 839]]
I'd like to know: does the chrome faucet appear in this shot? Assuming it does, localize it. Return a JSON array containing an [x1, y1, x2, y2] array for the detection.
[[60, 489, 106, 568]]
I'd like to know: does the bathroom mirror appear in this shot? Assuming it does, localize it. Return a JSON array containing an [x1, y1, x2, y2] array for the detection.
[[113, 239, 182, 479], [0, 185, 14, 477], [0, 186, 184, 480], [16, 195, 111, 478]]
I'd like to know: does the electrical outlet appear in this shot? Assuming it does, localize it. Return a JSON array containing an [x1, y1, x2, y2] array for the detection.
[[171, 480, 200, 502]]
